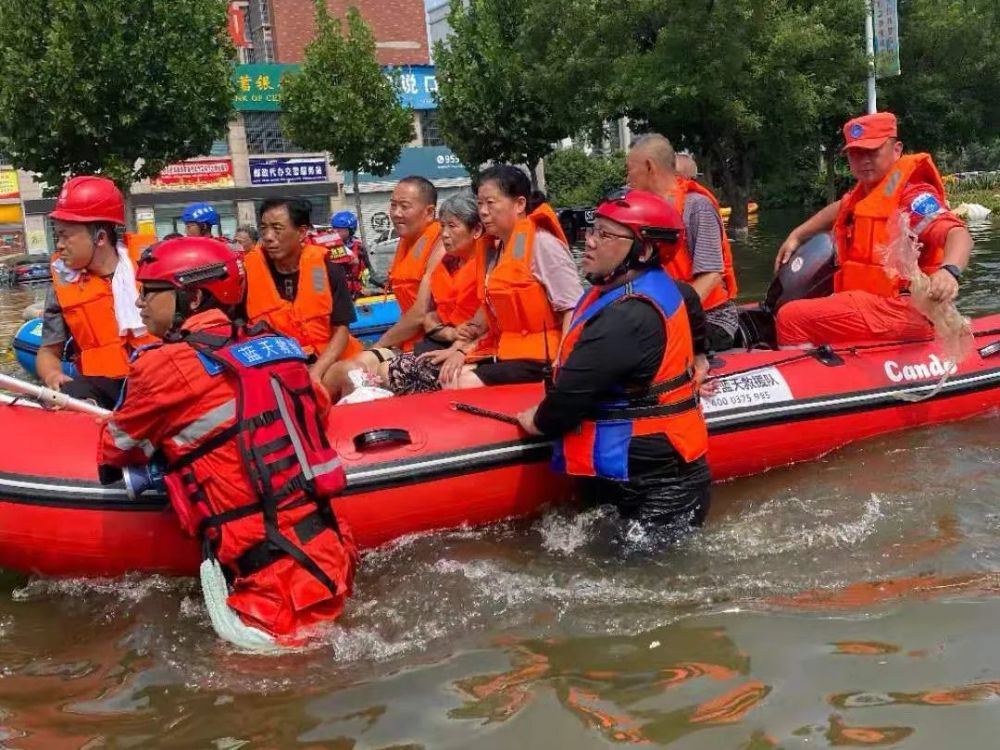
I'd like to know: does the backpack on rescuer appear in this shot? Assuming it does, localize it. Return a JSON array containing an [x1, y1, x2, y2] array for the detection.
[[166, 322, 349, 597]]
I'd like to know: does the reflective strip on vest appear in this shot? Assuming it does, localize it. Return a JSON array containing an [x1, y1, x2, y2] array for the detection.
[[412, 237, 427, 260], [309, 456, 342, 477], [106, 421, 155, 458], [169, 400, 237, 448], [511, 232, 528, 261]]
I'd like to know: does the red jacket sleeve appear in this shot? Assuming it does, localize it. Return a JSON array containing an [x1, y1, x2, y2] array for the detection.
[[901, 181, 965, 252], [97, 348, 188, 468]]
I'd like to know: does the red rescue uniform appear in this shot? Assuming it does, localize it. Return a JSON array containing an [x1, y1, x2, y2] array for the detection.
[[777, 153, 965, 345], [97, 310, 358, 638]]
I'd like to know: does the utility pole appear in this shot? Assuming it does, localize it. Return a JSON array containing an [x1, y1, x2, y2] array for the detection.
[[865, 0, 877, 113]]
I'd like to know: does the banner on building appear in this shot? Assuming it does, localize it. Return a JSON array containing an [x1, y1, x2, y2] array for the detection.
[[249, 157, 328, 185], [233, 64, 296, 111], [872, 0, 901, 78], [227, 2, 250, 49], [343, 146, 467, 188], [385, 66, 438, 110], [150, 159, 235, 190], [0, 169, 19, 200]]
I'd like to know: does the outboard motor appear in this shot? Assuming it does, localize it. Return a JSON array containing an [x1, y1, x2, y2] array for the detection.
[[763, 232, 837, 313], [734, 232, 837, 350]]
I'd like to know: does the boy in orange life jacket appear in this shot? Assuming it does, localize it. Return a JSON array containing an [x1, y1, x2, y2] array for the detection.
[[242, 197, 361, 385], [38, 176, 158, 409], [627, 134, 740, 352], [774, 112, 972, 346], [97, 237, 356, 641], [517, 191, 711, 534]]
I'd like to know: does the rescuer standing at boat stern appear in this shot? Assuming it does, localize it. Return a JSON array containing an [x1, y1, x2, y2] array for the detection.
[[516, 191, 712, 540]]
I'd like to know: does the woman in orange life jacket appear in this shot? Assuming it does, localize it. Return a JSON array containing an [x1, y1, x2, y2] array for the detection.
[[371, 192, 494, 394], [97, 237, 357, 645], [436, 165, 584, 389], [516, 190, 712, 539]]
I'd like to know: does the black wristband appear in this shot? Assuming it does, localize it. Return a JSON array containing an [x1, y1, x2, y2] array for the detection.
[[940, 264, 962, 281]]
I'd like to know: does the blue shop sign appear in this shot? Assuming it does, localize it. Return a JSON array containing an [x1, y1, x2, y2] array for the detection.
[[249, 156, 328, 185], [343, 146, 467, 185], [384, 65, 438, 110]]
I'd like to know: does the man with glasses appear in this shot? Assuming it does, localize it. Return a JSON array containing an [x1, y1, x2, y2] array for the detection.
[[773, 112, 972, 345], [517, 191, 711, 539]]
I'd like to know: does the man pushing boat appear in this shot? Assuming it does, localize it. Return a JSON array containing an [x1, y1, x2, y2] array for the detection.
[[97, 237, 357, 649]]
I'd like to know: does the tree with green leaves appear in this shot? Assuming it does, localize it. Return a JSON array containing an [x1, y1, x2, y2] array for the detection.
[[0, 0, 234, 194], [281, 2, 412, 246], [433, 0, 595, 186], [608, 0, 866, 229]]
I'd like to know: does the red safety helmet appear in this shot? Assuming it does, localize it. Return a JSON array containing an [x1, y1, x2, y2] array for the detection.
[[594, 189, 684, 265], [137, 237, 245, 306], [49, 176, 126, 225]]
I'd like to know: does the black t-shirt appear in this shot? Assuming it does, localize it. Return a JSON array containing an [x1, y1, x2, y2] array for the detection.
[[252, 255, 357, 327], [534, 279, 707, 481]]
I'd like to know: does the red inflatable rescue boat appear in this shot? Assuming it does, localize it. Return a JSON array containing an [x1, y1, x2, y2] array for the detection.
[[0, 316, 998, 578]]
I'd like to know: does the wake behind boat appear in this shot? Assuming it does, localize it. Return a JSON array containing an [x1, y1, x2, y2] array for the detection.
[[1, 315, 997, 578]]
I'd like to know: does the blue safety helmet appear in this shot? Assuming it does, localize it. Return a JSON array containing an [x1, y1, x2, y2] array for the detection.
[[330, 211, 358, 230], [181, 202, 220, 226]]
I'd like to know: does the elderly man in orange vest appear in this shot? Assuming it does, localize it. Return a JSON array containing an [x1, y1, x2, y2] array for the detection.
[[774, 112, 972, 345], [243, 197, 362, 384], [627, 134, 740, 352]]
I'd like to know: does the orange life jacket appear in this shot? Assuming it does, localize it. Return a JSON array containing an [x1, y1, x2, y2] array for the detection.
[[551, 269, 707, 480], [50, 262, 159, 378], [663, 179, 739, 311], [243, 245, 362, 359], [388, 221, 442, 352], [124, 233, 157, 263], [430, 237, 496, 360], [484, 212, 568, 362], [530, 202, 570, 247], [833, 153, 947, 297]]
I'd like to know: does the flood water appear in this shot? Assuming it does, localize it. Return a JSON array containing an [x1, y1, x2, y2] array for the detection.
[[0, 211, 998, 749]]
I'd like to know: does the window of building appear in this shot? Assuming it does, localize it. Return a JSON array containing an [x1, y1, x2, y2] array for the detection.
[[418, 110, 445, 148], [246, 0, 275, 63], [243, 111, 301, 155]]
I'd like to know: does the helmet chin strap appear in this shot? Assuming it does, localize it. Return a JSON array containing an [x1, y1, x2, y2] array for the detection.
[[164, 288, 192, 342], [585, 239, 649, 286]]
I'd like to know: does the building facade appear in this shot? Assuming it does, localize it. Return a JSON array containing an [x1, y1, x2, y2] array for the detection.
[[9, 0, 470, 256]]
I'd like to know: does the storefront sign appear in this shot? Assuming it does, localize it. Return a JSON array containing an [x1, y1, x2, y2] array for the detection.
[[150, 159, 235, 190], [249, 156, 328, 185], [385, 65, 438, 110], [233, 64, 296, 111], [0, 169, 19, 200], [343, 146, 467, 186]]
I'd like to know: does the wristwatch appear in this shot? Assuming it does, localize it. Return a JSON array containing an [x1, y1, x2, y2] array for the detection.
[[940, 264, 963, 281]]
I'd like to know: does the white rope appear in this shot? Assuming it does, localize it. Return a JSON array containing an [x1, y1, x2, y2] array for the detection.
[[199, 557, 283, 654]]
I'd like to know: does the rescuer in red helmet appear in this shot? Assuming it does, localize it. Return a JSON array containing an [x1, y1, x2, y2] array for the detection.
[[96, 236, 357, 647], [38, 176, 159, 408], [517, 190, 712, 538]]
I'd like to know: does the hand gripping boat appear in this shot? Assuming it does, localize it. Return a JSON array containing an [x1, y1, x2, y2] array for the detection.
[[0, 316, 997, 578]]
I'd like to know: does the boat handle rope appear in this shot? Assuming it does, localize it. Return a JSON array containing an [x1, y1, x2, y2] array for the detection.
[[450, 401, 521, 426], [706, 327, 1000, 384]]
